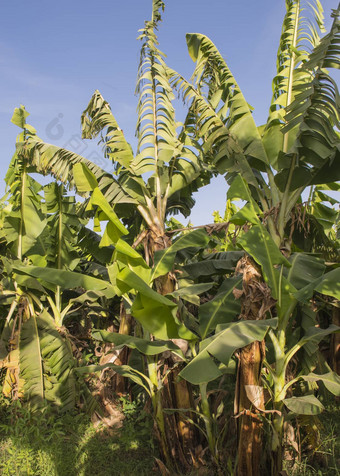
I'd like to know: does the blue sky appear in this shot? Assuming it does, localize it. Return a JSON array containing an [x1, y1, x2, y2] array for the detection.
[[0, 0, 338, 225]]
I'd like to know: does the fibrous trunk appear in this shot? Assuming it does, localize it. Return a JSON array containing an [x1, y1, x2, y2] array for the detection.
[[160, 362, 197, 472], [234, 256, 274, 476], [113, 303, 133, 395], [236, 341, 265, 476]]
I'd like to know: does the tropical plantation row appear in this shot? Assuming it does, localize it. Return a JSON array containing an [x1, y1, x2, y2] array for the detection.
[[0, 0, 339, 474]]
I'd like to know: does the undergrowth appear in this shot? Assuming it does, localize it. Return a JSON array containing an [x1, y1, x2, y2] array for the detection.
[[283, 402, 340, 476], [0, 396, 159, 476], [0, 393, 338, 475]]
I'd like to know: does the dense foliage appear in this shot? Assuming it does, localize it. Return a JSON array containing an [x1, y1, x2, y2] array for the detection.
[[0, 1, 339, 475]]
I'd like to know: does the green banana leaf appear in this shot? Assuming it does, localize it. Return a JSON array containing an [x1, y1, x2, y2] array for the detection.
[[92, 329, 182, 357], [227, 175, 262, 225], [186, 33, 269, 168], [115, 266, 196, 341], [199, 276, 242, 339], [20, 310, 77, 410], [297, 371, 340, 397], [12, 262, 115, 298], [283, 395, 324, 415], [294, 267, 340, 302], [169, 282, 214, 306], [81, 90, 135, 171], [38, 310, 76, 410], [181, 251, 243, 279], [179, 318, 278, 384], [285, 324, 340, 368], [285, 253, 325, 290], [20, 314, 44, 406], [238, 224, 291, 299], [151, 228, 211, 280]]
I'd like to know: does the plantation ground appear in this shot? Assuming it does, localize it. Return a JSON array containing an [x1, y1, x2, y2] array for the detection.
[[0, 399, 158, 476], [0, 398, 338, 476]]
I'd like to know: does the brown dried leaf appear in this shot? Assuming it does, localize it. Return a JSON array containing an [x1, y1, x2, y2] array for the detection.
[[233, 288, 244, 300], [154, 458, 171, 476], [245, 384, 265, 411]]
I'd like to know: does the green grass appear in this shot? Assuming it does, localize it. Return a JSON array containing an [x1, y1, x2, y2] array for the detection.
[[283, 402, 340, 476], [0, 399, 159, 476], [0, 396, 338, 476]]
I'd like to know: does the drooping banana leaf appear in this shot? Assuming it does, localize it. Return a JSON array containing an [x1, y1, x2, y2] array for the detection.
[[294, 371, 340, 396], [37, 310, 77, 410], [186, 32, 269, 169], [16, 133, 137, 207], [181, 251, 243, 279], [179, 318, 278, 385], [19, 309, 77, 410], [168, 66, 259, 188], [81, 90, 135, 171], [114, 265, 196, 341], [92, 329, 182, 356], [274, 5, 340, 195], [284, 324, 340, 368], [12, 262, 116, 298], [75, 363, 153, 397], [283, 394, 324, 415], [19, 314, 44, 407], [294, 267, 340, 302]]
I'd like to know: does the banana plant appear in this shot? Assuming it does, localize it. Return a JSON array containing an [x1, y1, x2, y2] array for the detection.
[[0, 259, 81, 410], [41, 181, 85, 324], [179, 246, 340, 473], [171, 0, 339, 249], [0, 243, 118, 409], [12, 183, 206, 471], [12, 0, 221, 466], [16, 1, 212, 255], [177, 176, 340, 474], [0, 107, 46, 404], [1, 107, 46, 262], [73, 168, 211, 470], [164, 2, 340, 473], [0, 109, 106, 410], [34, 170, 247, 468]]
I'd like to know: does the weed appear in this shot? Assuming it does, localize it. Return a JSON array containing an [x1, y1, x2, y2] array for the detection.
[[283, 403, 340, 476], [118, 395, 155, 452]]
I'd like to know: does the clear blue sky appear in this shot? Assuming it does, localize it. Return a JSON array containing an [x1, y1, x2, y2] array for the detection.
[[0, 1, 337, 225]]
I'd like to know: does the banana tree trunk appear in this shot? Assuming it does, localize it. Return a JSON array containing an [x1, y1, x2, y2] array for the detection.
[[160, 361, 197, 472], [236, 341, 265, 476], [112, 303, 133, 395], [147, 230, 199, 472], [235, 256, 269, 476]]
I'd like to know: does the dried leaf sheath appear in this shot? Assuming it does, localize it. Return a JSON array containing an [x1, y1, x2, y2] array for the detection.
[[234, 257, 275, 476]]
